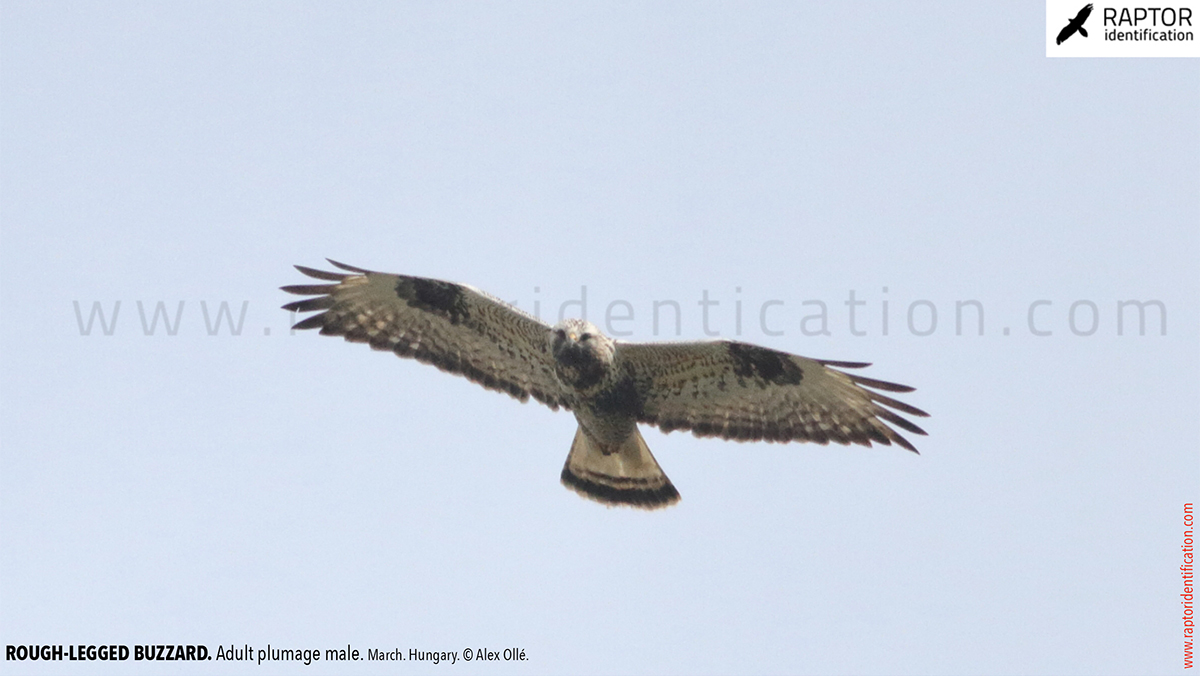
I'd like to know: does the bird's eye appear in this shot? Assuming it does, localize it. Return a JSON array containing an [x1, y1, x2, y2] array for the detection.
[[554, 329, 566, 340], [580, 333, 591, 341]]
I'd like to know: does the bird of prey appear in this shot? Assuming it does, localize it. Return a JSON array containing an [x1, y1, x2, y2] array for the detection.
[[1057, 3, 1093, 44], [282, 261, 929, 510]]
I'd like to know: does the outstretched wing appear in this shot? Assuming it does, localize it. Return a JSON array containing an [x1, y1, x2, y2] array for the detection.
[[616, 340, 928, 451], [282, 260, 569, 409]]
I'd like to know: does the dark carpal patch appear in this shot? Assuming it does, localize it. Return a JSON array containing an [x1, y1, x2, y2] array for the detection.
[[395, 277, 470, 324], [727, 343, 804, 386]]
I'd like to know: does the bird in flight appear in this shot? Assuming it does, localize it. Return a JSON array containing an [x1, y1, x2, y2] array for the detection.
[[1057, 3, 1093, 44], [282, 261, 929, 509]]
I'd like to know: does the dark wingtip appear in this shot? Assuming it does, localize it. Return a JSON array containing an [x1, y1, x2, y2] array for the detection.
[[818, 359, 872, 369], [887, 432, 921, 454], [288, 314, 327, 330], [293, 265, 348, 281], [326, 259, 371, 274], [280, 283, 338, 296], [867, 391, 930, 418], [847, 373, 917, 393], [281, 296, 335, 313], [875, 406, 929, 437]]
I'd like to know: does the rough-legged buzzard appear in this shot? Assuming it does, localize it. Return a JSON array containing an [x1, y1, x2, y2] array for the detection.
[[282, 261, 929, 509]]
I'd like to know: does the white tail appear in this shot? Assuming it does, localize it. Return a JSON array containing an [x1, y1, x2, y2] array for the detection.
[[560, 426, 680, 509]]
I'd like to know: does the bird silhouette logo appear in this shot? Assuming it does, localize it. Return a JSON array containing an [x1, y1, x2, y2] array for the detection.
[[1057, 3, 1094, 44]]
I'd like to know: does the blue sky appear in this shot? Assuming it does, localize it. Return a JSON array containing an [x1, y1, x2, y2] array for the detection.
[[2, 2, 1197, 674]]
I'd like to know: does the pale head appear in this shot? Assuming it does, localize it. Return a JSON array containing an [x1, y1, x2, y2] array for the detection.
[[549, 319, 614, 389]]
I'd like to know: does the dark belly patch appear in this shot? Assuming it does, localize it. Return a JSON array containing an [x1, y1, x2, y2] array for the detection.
[[592, 376, 643, 417]]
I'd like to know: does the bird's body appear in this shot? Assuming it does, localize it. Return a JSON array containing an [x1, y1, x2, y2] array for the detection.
[[549, 318, 681, 505], [282, 261, 929, 509]]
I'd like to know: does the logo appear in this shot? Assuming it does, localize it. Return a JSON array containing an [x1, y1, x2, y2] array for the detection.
[[1057, 3, 1094, 43], [1046, 1, 1198, 57]]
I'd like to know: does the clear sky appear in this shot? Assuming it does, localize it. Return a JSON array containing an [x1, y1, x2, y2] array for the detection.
[[2, 2, 1197, 674]]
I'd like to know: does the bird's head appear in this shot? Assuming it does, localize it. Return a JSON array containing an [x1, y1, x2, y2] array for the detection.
[[549, 319, 614, 389]]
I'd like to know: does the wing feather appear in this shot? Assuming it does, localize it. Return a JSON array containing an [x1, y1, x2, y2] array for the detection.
[[282, 263, 569, 410], [616, 341, 928, 452], [293, 265, 350, 281]]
